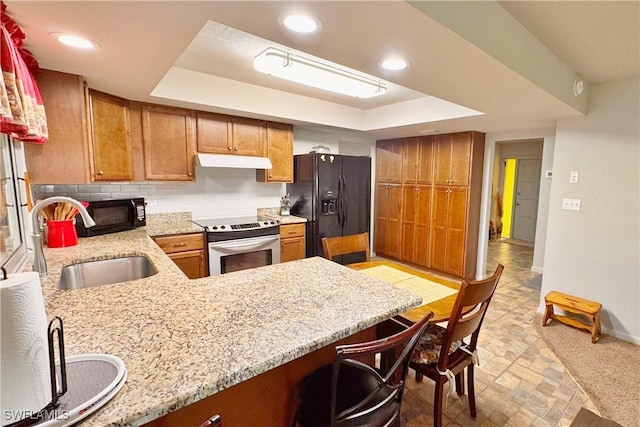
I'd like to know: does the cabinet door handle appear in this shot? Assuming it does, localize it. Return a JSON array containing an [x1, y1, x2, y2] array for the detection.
[[97, 170, 103, 176], [228, 146, 232, 151], [234, 147, 238, 151]]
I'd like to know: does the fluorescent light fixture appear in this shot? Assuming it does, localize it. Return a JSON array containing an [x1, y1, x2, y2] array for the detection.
[[50, 32, 100, 49], [253, 47, 387, 99]]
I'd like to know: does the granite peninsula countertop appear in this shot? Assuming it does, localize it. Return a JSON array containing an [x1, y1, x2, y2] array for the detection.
[[36, 217, 420, 426]]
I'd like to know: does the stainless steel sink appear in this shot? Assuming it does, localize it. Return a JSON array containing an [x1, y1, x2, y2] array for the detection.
[[59, 256, 158, 290]]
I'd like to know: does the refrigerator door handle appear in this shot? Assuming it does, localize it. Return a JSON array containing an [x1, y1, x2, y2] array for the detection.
[[336, 174, 343, 227], [342, 174, 348, 229]]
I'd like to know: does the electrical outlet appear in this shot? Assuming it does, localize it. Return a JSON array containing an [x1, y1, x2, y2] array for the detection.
[[562, 198, 581, 211]]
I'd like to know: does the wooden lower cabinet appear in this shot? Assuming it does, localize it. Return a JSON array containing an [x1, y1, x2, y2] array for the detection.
[[430, 186, 468, 277], [153, 232, 207, 279], [400, 185, 432, 267], [280, 223, 306, 262], [374, 184, 402, 259], [145, 327, 376, 427]]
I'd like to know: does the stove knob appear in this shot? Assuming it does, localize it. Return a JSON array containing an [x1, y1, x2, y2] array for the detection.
[[270, 221, 275, 225], [264, 221, 269, 225], [220, 225, 226, 229], [211, 226, 218, 230]]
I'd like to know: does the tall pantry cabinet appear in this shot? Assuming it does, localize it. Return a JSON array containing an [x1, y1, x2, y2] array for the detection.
[[374, 139, 403, 259], [400, 136, 433, 268], [373, 131, 484, 279]]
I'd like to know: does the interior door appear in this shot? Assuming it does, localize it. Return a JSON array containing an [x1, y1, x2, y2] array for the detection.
[[512, 159, 541, 242]]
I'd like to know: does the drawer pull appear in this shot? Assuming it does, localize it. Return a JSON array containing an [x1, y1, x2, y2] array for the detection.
[[174, 242, 187, 247]]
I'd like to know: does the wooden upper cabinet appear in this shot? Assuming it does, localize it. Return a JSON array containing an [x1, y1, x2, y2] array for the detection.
[[24, 70, 91, 184], [196, 112, 265, 157], [402, 136, 433, 184], [376, 139, 403, 183], [142, 105, 195, 181], [232, 117, 266, 156], [257, 122, 293, 183], [88, 90, 133, 181], [434, 132, 472, 186], [196, 112, 231, 154]]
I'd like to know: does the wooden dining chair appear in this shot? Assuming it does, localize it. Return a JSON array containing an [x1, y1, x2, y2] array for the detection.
[[294, 311, 434, 427], [321, 232, 370, 265], [409, 264, 504, 427]]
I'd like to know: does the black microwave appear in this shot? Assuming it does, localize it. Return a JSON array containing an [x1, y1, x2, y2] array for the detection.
[[76, 198, 146, 237]]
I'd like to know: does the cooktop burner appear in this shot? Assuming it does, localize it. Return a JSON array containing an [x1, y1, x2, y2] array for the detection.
[[192, 216, 279, 233]]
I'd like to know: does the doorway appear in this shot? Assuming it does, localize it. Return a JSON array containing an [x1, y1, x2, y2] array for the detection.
[[491, 140, 543, 251], [501, 158, 541, 242]]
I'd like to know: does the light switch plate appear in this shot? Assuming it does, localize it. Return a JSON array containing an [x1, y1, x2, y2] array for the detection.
[[562, 198, 581, 211], [570, 171, 579, 183]]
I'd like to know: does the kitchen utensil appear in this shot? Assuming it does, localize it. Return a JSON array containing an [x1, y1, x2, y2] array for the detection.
[[58, 203, 74, 220], [23, 172, 34, 212], [39, 204, 56, 221]]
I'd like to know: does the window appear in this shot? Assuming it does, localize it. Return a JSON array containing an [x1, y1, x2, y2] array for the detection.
[[1, 134, 30, 273]]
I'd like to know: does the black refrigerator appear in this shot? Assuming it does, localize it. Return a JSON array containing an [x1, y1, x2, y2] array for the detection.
[[287, 153, 371, 264]]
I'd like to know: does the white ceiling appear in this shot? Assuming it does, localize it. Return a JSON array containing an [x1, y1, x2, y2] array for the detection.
[[6, 1, 639, 140]]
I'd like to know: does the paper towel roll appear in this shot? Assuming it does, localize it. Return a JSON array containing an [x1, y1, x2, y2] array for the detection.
[[0, 272, 52, 426]]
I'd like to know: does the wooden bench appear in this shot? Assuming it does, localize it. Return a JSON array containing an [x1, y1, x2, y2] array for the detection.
[[543, 291, 602, 343]]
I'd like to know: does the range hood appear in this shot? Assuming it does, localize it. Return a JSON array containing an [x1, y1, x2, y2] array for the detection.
[[196, 153, 272, 169]]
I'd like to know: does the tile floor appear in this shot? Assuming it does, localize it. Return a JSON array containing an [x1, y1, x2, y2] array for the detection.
[[398, 240, 597, 426]]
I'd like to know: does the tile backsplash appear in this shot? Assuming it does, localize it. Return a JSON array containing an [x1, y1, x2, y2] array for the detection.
[[32, 166, 285, 219]]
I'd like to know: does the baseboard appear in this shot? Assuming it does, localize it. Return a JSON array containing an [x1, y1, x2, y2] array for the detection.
[[531, 265, 543, 274], [601, 326, 640, 345]]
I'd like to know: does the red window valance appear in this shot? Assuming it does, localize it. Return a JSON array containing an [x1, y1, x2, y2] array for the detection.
[[1, 1, 48, 143]]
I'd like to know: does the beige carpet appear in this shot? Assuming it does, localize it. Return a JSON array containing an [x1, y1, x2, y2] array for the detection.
[[534, 314, 640, 426]]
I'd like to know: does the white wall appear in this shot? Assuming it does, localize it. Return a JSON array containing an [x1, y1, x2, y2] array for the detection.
[[531, 137, 554, 273], [541, 77, 640, 343]]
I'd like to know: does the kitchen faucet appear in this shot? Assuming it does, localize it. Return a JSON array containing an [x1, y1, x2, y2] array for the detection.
[[31, 197, 96, 276]]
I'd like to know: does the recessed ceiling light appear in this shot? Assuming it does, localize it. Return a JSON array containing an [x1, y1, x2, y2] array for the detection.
[[279, 14, 322, 34], [50, 32, 100, 49], [379, 58, 410, 71]]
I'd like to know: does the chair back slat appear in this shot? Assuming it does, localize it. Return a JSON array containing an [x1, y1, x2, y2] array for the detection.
[[322, 232, 370, 262]]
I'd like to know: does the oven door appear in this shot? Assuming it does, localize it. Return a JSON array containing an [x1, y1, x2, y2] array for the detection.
[[209, 234, 281, 275]]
